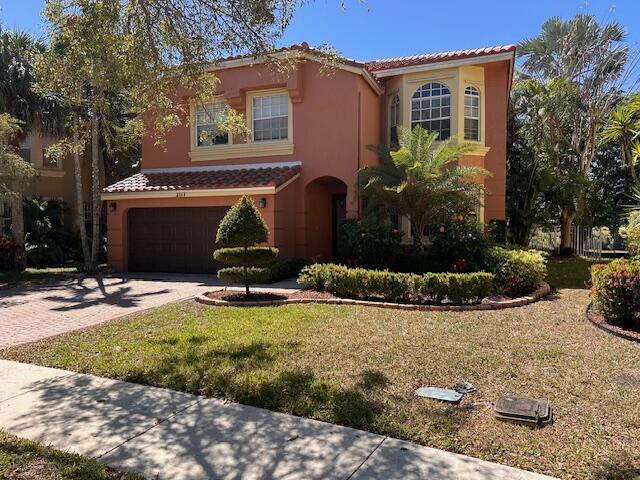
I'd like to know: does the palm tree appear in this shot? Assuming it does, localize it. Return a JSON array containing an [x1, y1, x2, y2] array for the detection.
[[518, 14, 629, 253], [359, 125, 489, 248], [0, 29, 65, 270], [603, 94, 640, 185]]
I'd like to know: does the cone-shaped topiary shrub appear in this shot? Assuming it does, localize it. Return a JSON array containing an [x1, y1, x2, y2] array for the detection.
[[214, 195, 278, 295]]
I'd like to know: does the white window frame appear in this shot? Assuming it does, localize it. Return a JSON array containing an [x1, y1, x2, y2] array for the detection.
[[389, 94, 400, 147], [193, 99, 231, 149], [464, 86, 480, 141], [247, 89, 292, 143], [410, 82, 452, 140]]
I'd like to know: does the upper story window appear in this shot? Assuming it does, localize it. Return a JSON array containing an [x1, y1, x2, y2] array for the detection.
[[464, 86, 480, 141], [389, 94, 400, 148], [0, 202, 11, 235], [19, 138, 32, 164], [195, 101, 229, 147], [411, 82, 451, 140], [252, 92, 288, 142]]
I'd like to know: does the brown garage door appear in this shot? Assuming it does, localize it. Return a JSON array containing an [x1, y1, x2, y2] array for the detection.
[[128, 207, 228, 273]]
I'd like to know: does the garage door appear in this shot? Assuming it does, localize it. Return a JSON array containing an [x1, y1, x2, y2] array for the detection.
[[128, 207, 228, 273]]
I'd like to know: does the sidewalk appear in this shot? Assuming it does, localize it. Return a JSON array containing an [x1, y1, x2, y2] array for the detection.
[[0, 360, 557, 480]]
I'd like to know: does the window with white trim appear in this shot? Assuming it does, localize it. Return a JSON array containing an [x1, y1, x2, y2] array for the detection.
[[252, 92, 289, 142], [389, 94, 400, 148], [411, 82, 451, 140], [464, 86, 480, 141], [195, 101, 229, 147]]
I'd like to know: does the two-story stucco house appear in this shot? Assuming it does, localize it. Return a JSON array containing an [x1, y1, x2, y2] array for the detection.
[[101, 43, 515, 274]]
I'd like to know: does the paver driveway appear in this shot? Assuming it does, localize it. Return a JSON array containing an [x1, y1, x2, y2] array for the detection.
[[0, 274, 297, 349]]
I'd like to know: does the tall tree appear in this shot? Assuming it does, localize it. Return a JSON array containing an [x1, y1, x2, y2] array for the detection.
[[519, 15, 632, 252], [0, 114, 38, 269], [0, 28, 64, 270], [39, 0, 304, 272], [360, 125, 487, 248]]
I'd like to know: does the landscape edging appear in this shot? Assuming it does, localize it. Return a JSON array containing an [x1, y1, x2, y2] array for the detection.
[[585, 304, 640, 343], [195, 282, 551, 311]]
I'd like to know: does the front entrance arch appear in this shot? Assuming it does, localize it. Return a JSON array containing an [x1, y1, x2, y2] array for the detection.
[[304, 176, 347, 261]]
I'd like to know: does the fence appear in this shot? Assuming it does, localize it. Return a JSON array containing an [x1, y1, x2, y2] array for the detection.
[[529, 225, 625, 259]]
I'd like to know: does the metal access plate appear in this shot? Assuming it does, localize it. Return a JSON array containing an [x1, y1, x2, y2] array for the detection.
[[494, 396, 552, 427], [415, 387, 463, 403]]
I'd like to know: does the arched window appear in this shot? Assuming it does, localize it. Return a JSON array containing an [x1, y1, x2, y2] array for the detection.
[[464, 86, 480, 141], [389, 94, 400, 148], [411, 82, 451, 140]]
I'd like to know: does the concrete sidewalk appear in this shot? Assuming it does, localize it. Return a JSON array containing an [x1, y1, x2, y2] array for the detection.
[[0, 360, 556, 480]]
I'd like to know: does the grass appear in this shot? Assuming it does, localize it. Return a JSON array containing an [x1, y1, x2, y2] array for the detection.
[[0, 431, 140, 479], [3, 291, 640, 479], [546, 256, 608, 289], [0, 267, 77, 286]]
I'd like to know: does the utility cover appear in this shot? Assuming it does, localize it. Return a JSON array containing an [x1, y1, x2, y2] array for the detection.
[[415, 387, 463, 404], [494, 396, 553, 427]]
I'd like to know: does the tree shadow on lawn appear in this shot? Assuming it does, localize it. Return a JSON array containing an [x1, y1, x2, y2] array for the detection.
[[121, 339, 471, 437]]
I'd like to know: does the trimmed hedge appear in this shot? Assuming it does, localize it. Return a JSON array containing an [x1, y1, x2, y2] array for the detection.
[[485, 247, 547, 296], [591, 259, 640, 328], [266, 257, 306, 283], [298, 263, 494, 304]]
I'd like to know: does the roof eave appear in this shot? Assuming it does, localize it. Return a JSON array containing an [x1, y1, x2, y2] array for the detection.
[[369, 51, 515, 78]]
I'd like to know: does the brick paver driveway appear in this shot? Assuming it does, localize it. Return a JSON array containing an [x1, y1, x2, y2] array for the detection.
[[0, 274, 297, 350]]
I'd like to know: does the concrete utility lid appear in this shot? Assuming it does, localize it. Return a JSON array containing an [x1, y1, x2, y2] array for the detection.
[[494, 396, 553, 427]]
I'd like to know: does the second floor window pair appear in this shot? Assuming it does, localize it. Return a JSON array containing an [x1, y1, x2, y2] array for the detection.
[[196, 92, 289, 147], [395, 82, 480, 144]]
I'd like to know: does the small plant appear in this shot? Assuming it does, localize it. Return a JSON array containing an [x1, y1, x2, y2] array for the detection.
[[213, 196, 278, 295], [591, 259, 640, 328], [337, 217, 402, 268]]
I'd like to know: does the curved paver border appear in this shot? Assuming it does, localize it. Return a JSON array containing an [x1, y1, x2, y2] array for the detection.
[[195, 282, 551, 311], [585, 305, 640, 343]]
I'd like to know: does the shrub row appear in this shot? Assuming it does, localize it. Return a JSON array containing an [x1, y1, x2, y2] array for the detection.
[[484, 247, 547, 296], [298, 263, 494, 304], [591, 259, 640, 328]]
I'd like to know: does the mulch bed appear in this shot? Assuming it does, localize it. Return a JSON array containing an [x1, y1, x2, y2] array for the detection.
[[205, 289, 337, 303], [586, 306, 640, 343], [197, 283, 551, 311]]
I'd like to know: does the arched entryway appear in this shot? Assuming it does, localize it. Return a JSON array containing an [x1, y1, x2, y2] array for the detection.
[[304, 176, 347, 261]]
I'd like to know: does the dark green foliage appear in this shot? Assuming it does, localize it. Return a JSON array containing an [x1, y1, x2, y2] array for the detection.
[[488, 220, 507, 245], [265, 257, 306, 283], [484, 246, 547, 296], [429, 218, 488, 273], [214, 196, 277, 294], [23, 198, 75, 266], [298, 263, 494, 305], [218, 266, 271, 286], [214, 247, 277, 267], [337, 217, 403, 268], [591, 259, 640, 328], [216, 196, 268, 247]]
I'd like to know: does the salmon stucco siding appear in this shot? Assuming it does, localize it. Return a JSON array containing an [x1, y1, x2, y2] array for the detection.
[[102, 43, 515, 273]]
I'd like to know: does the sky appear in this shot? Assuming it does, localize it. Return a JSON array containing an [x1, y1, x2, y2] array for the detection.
[[0, 0, 639, 63]]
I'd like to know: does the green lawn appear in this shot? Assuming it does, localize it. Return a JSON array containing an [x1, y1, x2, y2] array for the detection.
[[4, 290, 640, 479], [546, 256, 607, 289], [0, 267, 77, 286], [0, 431, 140, 479]]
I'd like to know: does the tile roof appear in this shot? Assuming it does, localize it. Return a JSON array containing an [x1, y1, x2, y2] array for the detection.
[[103, 165, 300, 194], [365, 45, 517, 72]]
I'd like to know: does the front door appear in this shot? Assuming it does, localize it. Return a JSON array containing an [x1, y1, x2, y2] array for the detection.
[[331, 194, 346, 258]]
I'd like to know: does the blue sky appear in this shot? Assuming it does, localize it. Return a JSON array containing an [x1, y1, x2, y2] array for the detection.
[[1, 0, 639, 62]]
